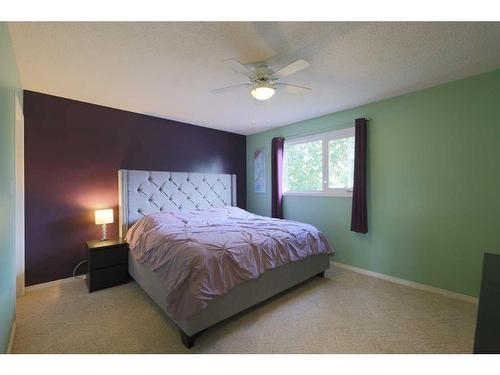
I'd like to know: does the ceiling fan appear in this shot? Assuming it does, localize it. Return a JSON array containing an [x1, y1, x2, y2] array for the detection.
[[212, 58, 312, 101]]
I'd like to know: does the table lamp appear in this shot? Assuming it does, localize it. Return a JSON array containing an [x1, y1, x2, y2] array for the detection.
[[95, 208, 113, 241]]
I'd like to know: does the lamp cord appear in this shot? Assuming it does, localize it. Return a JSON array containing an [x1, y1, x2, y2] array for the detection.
[[73, 260, 88, 279]]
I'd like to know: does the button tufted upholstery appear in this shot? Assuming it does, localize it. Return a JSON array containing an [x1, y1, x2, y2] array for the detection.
[[119, 170, 236, 237]]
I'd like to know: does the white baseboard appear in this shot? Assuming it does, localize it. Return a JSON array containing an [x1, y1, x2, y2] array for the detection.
[[7, 321, 16, 354], [332, 261, 478, 304], [25, 275, 84, 293], [24, 262, 477, 304]]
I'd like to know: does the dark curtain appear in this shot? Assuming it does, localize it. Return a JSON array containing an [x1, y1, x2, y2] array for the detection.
[[351, 118, 368, 233], [271, 137, 285, 219]]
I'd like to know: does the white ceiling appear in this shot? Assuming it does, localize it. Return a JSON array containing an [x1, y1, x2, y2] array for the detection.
[[8, 22, 500, 135]]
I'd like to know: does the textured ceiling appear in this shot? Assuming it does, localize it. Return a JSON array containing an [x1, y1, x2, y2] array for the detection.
[[8, 22, 500, 135]]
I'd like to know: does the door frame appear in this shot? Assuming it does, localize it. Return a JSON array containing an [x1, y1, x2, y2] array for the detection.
[[15, 94, 24, 297]]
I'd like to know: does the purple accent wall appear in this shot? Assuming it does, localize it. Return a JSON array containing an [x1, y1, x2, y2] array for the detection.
[[24, 90, 246, 286]]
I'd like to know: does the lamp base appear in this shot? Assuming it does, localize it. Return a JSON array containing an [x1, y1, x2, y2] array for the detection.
[[100, 223, 108, 241]]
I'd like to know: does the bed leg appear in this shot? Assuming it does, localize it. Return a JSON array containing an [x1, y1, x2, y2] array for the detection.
[[317, 271, 325, 278], [180, 330, 195, 349]]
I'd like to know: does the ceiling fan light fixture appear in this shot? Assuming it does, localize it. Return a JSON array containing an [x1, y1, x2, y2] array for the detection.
[[251, 84, 275, 101], [214, 58, 311, 99]]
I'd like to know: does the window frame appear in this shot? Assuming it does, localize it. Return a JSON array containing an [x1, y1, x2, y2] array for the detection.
[[283, 126, 355, 198]]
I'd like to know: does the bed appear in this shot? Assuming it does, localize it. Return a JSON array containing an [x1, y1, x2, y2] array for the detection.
[[118, 169, 333, 348]]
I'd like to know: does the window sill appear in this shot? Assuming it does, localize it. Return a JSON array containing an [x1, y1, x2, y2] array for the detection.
[[284, 191, 353, 198]]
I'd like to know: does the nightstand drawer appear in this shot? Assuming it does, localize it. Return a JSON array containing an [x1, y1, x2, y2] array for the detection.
[[87, 246, 128, 271], [87, 263, 128, 292]]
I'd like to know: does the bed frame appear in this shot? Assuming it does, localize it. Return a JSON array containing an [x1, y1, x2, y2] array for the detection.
[[118, 169, 330, 348]]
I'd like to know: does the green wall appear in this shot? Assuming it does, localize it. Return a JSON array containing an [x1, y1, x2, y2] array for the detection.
[[247, 69, 500, 298], [0, 23, 22, 353]]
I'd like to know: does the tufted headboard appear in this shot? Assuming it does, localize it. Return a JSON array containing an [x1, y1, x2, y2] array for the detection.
[[118, 169, 237, 238]]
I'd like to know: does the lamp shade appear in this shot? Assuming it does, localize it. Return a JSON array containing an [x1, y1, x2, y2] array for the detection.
[[251, 85, 275, 101], [95, 209, 114, 225]]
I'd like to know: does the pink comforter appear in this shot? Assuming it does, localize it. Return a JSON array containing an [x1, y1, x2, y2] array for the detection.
[[126, 207, 333, 320]]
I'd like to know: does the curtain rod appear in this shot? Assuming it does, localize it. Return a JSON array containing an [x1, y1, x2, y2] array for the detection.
[[283, 117, 371, 141]]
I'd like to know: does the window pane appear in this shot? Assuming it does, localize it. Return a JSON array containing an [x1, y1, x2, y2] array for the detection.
[[328, 136, 354, 189], [285, 140, 322, 191]]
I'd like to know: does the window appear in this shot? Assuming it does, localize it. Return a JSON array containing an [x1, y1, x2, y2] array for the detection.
[[283, 127, 355, 197]]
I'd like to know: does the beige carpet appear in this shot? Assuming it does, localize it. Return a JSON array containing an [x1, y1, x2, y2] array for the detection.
[[12, 267, 477, 354]]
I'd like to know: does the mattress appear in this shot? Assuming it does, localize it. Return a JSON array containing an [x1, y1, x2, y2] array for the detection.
[[126, 207, 333, 321]]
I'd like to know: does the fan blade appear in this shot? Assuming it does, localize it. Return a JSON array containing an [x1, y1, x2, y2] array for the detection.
[[274, 59, 310, 78], [211, 83, 251, 94], [276, 83, 312, 94], [224, 58, 255, 78]]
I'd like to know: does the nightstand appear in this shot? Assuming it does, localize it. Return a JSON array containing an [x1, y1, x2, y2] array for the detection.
[[86, 239, 129, 292]]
